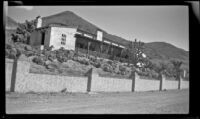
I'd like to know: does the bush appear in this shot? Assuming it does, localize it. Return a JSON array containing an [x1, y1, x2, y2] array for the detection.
[[24, 51, 34, 57], [48, 52, 56, 61], [77, 57, 90, 65], [89, 56, 96, 62], [107, 60, 113, 65], [67, 50, 75, 59], [102, 63, 113, 73], [146, 68, 159, 79], [45, 62, 59, 70], [24, 45, 32, 51], [6, 43, 13, 49], [57, 56, 66, 63], [32, 56, 45, 65], [95, 63, 101, 68], [6, 50, 16, 59], [119, 65, 126, 72]]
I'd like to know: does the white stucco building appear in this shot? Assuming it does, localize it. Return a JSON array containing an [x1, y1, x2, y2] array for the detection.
[[29, 13, 145, 63]]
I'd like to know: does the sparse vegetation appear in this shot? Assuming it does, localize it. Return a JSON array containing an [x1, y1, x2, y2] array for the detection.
[[5, 39, 189, 80], [5, 13, 188, 79]]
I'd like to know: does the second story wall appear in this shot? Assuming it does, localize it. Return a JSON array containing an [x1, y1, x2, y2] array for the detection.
[[49, 27, 77, 50]]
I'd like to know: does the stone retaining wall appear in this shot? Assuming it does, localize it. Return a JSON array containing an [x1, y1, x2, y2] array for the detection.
[[6, 58, 189, 93]]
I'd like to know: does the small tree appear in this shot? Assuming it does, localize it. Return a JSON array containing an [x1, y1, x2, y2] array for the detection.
[[126, 39, 145, 68], [171, 60, 183, 79], [11, 16, 38, 44]]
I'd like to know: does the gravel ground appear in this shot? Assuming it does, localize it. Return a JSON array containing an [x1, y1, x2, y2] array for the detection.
[[6, 89, 189, 114]]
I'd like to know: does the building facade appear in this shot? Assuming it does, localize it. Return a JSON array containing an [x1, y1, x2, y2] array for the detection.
[[30, 16, 128, 60]]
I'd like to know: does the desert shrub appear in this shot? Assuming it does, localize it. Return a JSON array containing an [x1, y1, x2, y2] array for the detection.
[[119, 65, 126, 75], [88, 55, 96, 62], [6, 46, 21, 59], [45, 63, 59, 70], [24, 45, 32, 51], [55, 50, 66, 63], [107, 60, 113, 65], [56, 55, 66, 63], [77, 57, 89, 65], [99, 58, 104, 62], [102, 63, 113, 73], [24, 51, 34, 57], [48, 52, 56, 61], [170, 60, 183, 79], [5, 43, 13, 50], [112, 64, 120, 74], [94, 62, 101, 68], [6, 49, 16, 59], [145, 68, 159, 79], [32, 56, 45, 65], [67, 50, 75, 59], [137, 70, 149, 77]]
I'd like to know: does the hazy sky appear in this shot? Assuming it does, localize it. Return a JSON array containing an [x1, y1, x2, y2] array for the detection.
[[7, 6, 189, 51]]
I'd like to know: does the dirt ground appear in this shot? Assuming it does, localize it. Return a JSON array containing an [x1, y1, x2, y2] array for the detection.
[[6, 89, 189, 114]]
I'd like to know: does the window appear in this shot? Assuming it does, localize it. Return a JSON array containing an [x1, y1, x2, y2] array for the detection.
[[61, 34, 66, 45]]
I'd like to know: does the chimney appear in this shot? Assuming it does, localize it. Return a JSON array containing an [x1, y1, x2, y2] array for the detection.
[[183, 70, 186, 78], [97, 30, 103, 41], [36, 16, 42, 28]]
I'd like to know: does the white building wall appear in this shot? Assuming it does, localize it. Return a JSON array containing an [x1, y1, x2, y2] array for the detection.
[[97, 31, 103, 41], [49, 27, 77, 50], [36, 18, 42, 28]]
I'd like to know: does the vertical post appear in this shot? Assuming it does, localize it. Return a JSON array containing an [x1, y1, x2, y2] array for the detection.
[[183, 70, 186, 78], [178, 75, 182, 90], [87, 42, 91, 58], [131, 71, 137, 92], [99, 43, 102, 57], [159, 74, 163, 91], [159, 74, 165, 91], [10, 58, 18, 92], [87, 68, 93, 92]]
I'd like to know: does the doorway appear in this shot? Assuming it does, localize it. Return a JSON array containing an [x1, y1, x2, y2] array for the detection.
[[41, 32, 45, 45]]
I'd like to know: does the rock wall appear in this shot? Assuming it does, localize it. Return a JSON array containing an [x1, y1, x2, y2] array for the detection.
[[164, 80, 179, 90], [91, 73, 132, 92], [6, 59, 189, 93]]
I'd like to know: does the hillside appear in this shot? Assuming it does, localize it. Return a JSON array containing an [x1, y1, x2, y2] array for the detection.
[[6, 16, 18, 29], [41, 11, 189, 64], [42, 11, 105, 34], [5, 16, 19, 43], [144, 42, 189, 60]]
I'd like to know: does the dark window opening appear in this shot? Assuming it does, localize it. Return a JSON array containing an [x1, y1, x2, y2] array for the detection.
[[41, 32, 45, 45], [61, 34, 66, 45]]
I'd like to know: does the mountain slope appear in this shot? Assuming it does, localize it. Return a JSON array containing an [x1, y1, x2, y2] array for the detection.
[[42, 11, 105, 34], [6, 16, 18, 29], [5, 16, 18, 43], [144, 42, 189, 60]]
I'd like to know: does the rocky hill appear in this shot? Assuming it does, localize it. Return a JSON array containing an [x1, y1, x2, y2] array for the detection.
[[5, 16, 19, 43], [6, 16, 18, 29], [144, 42, 189, 60]]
